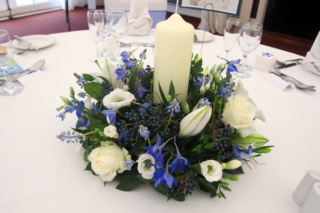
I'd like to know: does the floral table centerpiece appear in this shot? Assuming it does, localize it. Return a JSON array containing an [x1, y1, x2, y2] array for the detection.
[[56, 48, 271, 201]]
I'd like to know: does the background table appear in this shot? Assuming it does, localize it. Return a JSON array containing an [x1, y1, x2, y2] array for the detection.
[[1, 30, 320, 213]]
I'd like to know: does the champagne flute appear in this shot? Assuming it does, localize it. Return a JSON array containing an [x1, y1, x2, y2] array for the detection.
[[224, 18, 242, 60], [100, 10, 111, 57], [109, 11, 128, 62], [0, 30, 23, 96], [233, 22, 263, 78], [87, 10, 104, 62]]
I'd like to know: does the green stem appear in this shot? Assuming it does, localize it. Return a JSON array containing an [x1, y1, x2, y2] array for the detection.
[[164, 115, 172, 133], [117, 111, 127, 118], [147, 138, 151, 146], [95, 60, 103, 72], [83, 131, 95, 136], [105, 59, 113, 86]]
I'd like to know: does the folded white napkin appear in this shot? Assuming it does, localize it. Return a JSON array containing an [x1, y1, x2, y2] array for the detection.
[[301, 32, 320, 76], [126, 0, 153, 36]]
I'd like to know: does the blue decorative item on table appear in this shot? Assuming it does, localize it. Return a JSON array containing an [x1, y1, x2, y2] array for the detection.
[[55, 49, 272, 201]]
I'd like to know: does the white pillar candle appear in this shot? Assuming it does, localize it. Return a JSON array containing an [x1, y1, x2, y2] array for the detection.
[[153, 13, 194, 104], [300, 182, 320, 213], [293, 170, 320, 206]]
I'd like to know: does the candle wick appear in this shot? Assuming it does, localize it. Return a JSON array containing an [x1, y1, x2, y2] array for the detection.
[[175, 0, 179, 14]]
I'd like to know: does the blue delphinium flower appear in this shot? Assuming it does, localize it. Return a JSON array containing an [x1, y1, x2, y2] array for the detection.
[[233, 145, 256, 160], [218, 82, 232, 102], [226, 59, 241, 77], [169, 138, 191, 173], [56, 131, 81, 143], [194, 77, 209, 87], [65, 105, 76, 113], [198, 98, 212, 108], [149, 161, 164, 184], [92, 102, 99, 113], [139, 125, 150, 140], [165, 99, 180, 116], [56, 112, 66, 121], [101, 109, 118, 125], [124, 60, 134, 69], [78, 118, 90, 128], [78, 92, 86, 98], [145, 134, 173, 163], [115, 67, 129, 81], [121, 51, 130, 61], [155, 157, 178, 188], [71, 100, 85, 119], [139, 68, 147, 76], [135, 81, 148, 99], [123, 160, 134, 170]]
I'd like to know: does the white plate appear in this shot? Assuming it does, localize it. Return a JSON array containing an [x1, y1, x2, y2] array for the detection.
[[121, 29, 156, 44], [194, 30, 215, 42], [12, 35, 56, 50]]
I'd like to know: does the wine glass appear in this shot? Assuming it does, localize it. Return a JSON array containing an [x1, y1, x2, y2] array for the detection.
[[0, 30, 23, 96], [87, 10, 104, 62], [234, 22, 263, 78], [100, 10, 111, 57], [109, 11, 128, 62], [224, 18, 242, 60]]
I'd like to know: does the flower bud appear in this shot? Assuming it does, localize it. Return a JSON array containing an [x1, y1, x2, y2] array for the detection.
[[70, 87, 75, 96], [179, 106, 212, 138], [221, 163, 226, 170], [214, 71, 221, 85], [204, 82, 211, 90], [166, 94, 172, 102], [200, 86, 205, 94], [84, 97, 93, 110], [195, 54, 202, 63], [225, 160, 242, 170], [183, 102, 190, 114], [123, 84, 129, 91]]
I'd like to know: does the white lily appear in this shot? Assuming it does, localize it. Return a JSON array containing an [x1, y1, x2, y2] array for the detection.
[[83, 97, 93, 110], [178, 105, 212, 138]]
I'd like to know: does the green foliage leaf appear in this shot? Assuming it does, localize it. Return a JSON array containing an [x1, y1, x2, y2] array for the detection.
[[223, 175, 239, 181], [192, 144, 203, 153], [204, 143, 214, 149], [191, 162, 201, 174], [84, 162, 92, 171], [191, 59, 203, 75], [89, 117, 102, 131], [60, 96, 72, 105], [254, 146, 273, 153], [196, 177, 216, 191], [98, 76, 108, 82], [84, 82, 103, 100], [83, 74, 95, 81], [116, 167, 143, 191], [168, 81, 175, 97], [173, 193, 185, 202], [136, 174, 153, 182], [113, 172, 126, 182], [220, 185, 231, 191], [129, 70, 138, 94], [224, 166, 245, 175], [158, 82, 169, 106], [150, 182, 166, 196], [84, 149, 90, 162]]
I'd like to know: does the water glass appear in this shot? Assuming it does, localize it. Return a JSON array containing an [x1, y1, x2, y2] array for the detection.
[[88, 10, 104, 62], [0, 30, 23, 96], [109, 11, 128, 62], [100, 10, 112, 57], [234, 22, 263, 78], [224, 18, 242, 60]]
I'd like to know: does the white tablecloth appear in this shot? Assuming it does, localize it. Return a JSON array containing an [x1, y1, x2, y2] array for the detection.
[[1, 30, 320, 213]]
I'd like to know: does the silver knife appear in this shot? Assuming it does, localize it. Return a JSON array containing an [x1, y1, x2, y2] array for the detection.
[[14, 35, 39, 50]]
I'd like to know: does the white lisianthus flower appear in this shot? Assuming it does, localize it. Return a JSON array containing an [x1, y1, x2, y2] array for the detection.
[[223, 80, 266, 137], [103, 88, 134, 110], [200, 160, 223, 182], [84, 97, 93, 110], [88, 141, 131, 182], [104, 126, 119, 139], [178, 106, 212, 138], [137, 154, 155, 180]]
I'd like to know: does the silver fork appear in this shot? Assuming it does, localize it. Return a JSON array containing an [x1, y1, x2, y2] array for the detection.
[[14, 47, 31, 55]]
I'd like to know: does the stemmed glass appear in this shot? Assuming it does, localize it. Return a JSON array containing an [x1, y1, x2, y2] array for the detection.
[[100, 10, 111, 57], [87, 10, 104, 62], [109, 11, 128, 62], [233, 22, 263, 78], [0, 30, 23, 96], [224, 18, 242, 60]]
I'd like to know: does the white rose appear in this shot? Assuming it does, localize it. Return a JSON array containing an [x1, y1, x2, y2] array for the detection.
[[137, 154, 155, 180], [200, 160, 223, 182], [223, 80, 266, 137], [88, 141, 131, 182], [178, 105, 212, 138], [104, 126, 119, 139], [84, 97, 93, 110], [103, 88, 134, 110]]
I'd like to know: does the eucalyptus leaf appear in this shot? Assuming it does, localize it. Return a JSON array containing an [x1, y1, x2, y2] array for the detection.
[[192, 144, 203, 153], [224, 166, 245, 175], [83, 74, 95, 81], [116, 167, 143, 191]]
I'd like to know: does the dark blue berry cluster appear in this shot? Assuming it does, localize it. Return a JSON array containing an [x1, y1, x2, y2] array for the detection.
[[101, 81, 114, 95], [167, 173, 197, 197]]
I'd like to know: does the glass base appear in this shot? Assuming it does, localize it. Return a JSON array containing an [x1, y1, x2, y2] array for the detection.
[[241, 64, 253, 72], [0, 84, 23, 96], [100, 49, 109, 57], [232, 71, 251, 78], [90, 57, 105, 63]]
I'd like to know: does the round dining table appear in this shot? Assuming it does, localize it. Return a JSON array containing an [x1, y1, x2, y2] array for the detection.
[[1, 30, 319, 213]]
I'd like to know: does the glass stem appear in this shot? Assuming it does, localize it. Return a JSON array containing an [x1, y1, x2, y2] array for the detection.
[[2, 68, 13, 89], [225, 51, 230, 61], [243, 54, 248, 68]]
